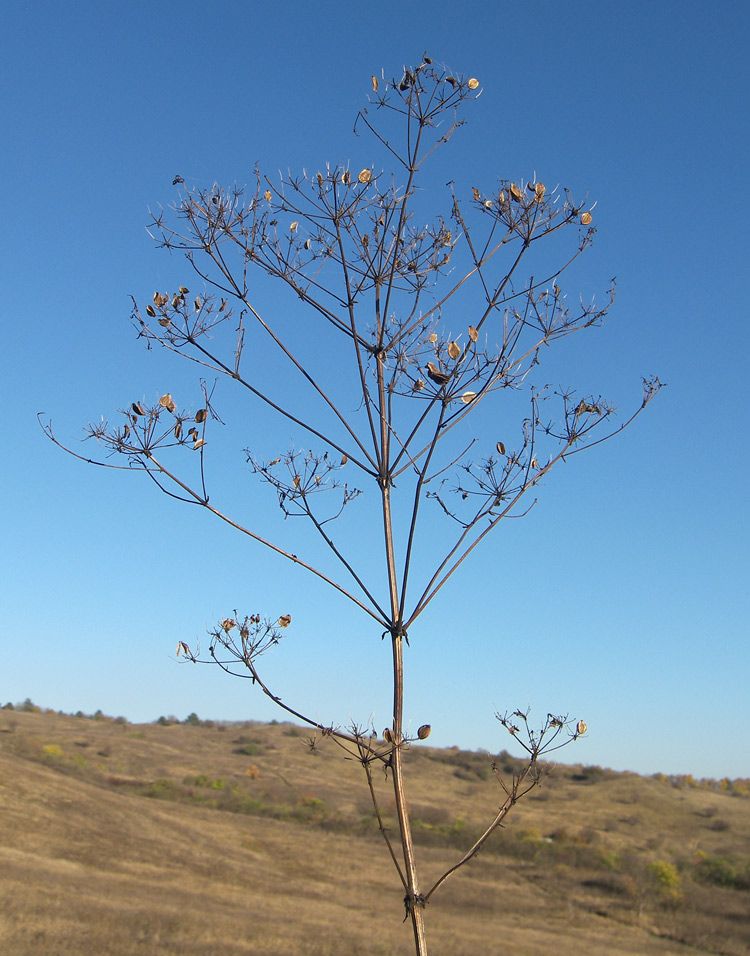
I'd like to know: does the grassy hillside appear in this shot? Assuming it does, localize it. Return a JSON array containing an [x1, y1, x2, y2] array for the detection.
[[1, 707, 748, 956]]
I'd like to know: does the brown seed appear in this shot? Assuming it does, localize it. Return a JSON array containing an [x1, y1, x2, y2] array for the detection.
[[581, 212, 593, 225], [340, 453, 348, 466], [193, 438, 205, 450], [158, 317, 170, 328], [576, 720, 588, 735], [510, 183, 523, 202], [278, 614, 292, 628], [194, 409, 208, 423], [534, 183, 546, 202], [417, 724, 432, 740], [146, 305, 156, 317], [467, 78, 479, 90], [290, 221, 298, 232], [429, 332, 438, 344], [496, 441, 506, 455], [468, 325, 478, 342], [263, 190, 272, 201], [358, 169, 372, 184], [371, 75, 378, 92], [159, 393, 173, 408], [448, 341, 461, 360], [383, 727, 394, 743], [472, 187, 480, 201], [179, 286, 189, 295], [426, 362, 450, 386], [131, 402, 146, 416], [221, 618, 236, 633], [460, 391, 477, 404]]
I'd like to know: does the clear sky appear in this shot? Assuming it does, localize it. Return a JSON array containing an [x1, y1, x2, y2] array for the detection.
[[2, 0, 748, 780]]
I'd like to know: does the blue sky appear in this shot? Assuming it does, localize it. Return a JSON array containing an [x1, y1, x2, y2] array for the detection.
[[2, 0, 748, 780]]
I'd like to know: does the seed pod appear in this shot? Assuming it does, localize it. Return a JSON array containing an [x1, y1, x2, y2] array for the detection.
[[581, 212, 593, 225], [472, 187, 480, 201], [467, 78, 479, 90], [460, 391, 477, 404], [371, 75, 378, 92], [292, 475, 301, 489], [221, 618, 236, 633], [158, 317, 171, 328], [174, 422, 182, 440], [263, 190, 272, 201], [429, 332, 438, 344], [496, 441, 506, 455], [179, 286, 189, 295], [194, 297, 201, 312], [131, 402, 146, 416], [278, 614, 292, 628], [448, 341, 461, 360], [413, 378, 425, 391], [426, 362, 450, 386], [340, 453, 348, 466], [576, 720, 588, 735], [194, 409, 208, 423], [341, 170, 351, 184], [510, 183, 523, 202], [290, 221, 298, 232], [193, 438, 205, 450], [417, 724, 431, 740], [468, 325, 478, 342], [445, 76, 458, 88], [146, 305, 156, 317], [358, 169, 372, 184], [383, 727, 394, 743]]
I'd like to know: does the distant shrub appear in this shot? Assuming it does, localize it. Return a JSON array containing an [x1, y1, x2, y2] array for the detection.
[[2, 702, 14, 710], [20, 698, 40, 713], [184, 712, 202, 726], [694, 853, 750, 891], [41, 743, 64, 758], [647, 860, 683, 907], [235, 742, 261, 756]]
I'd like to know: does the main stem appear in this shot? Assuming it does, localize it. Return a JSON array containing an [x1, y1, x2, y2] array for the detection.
[[381, 481, 427, 956]]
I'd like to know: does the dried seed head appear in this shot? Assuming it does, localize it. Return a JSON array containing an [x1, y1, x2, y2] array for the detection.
[[510, 183, 523, 202], [357, 169, 372, 184], [447, 341, 461, 360], [581, 212, 593, 225], [413, 378, 426, 391], [534, 183, 546, 202], [278, 614, 292, 628], [467, 78, 479, 90], [417, 724, 432, 740], [221, 618, 236, 633]]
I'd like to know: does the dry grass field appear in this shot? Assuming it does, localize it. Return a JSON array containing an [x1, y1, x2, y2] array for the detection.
[[1, 707, 748, 956]]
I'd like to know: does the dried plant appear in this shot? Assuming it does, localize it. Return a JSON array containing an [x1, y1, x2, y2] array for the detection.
[[43, 56, 661, 955]]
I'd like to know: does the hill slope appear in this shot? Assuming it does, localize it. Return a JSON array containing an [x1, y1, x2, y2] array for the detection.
[[1, 710, 748, 956]]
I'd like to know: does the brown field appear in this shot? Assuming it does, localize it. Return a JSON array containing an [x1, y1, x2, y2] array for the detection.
[[1, 708, 748, 956]]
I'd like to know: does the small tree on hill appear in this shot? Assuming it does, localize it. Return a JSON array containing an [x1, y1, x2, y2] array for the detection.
[[45, 57, 660, 955]]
